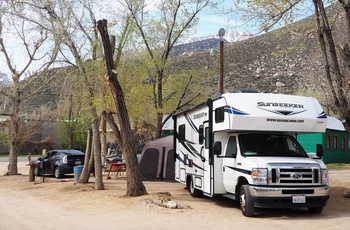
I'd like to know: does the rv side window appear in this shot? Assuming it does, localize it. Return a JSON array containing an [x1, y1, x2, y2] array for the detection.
[[226, 136, 237, 158], [215, 107, 225, 123], [199, 125, 204, 144], [179, 124, 185, 142], [205, 127, 210, 149]]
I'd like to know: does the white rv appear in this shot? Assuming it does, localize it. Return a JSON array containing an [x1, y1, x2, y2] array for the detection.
[[173, 93, 330, 217]]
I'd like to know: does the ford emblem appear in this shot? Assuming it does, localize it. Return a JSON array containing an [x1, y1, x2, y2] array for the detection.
[[291, 173, 302, 179]]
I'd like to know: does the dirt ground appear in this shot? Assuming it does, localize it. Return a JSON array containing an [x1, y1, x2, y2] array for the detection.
[[1, 162, 350, 230]]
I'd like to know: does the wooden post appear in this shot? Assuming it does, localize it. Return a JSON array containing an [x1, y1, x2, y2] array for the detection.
[[26, 163, 36, 182]]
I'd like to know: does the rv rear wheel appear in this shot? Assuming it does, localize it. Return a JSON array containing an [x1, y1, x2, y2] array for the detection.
[[240, 185, 255, 217], [189, 177, 203, 197]]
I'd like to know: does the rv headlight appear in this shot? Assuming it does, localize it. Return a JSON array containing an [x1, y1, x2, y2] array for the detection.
[[252, 168, 267, 185], [321, 169, 328, 185]]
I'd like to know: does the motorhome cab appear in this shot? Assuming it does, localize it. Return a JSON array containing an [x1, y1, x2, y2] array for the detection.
[[173, 93, 330, 217]]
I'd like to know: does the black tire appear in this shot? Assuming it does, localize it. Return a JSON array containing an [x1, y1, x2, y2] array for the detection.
[[189, 177, 203, 197], [308, 207, 323, 214], [54, 167, 63, 178], [239, 184, 255, 217]]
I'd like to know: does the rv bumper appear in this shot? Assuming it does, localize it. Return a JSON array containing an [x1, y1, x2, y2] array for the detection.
[[248, 185, 330, 208]]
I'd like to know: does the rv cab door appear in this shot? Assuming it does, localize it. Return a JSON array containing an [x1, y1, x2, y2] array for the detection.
[[222, 135, 238, 194]]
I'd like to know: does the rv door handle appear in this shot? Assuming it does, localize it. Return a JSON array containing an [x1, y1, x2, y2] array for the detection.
[[237, 163, 241, 165]]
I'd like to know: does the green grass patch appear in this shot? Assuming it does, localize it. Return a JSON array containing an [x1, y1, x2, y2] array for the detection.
[[326, 163, 350, 170], [0, 154, 41, 158]]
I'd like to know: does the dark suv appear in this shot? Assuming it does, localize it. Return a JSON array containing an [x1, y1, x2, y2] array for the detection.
[[34, 149, 85, 178]]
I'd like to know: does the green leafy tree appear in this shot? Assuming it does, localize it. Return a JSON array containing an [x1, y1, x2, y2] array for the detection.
[[28, 0, 107, 189], [124, 0, 215, 138]]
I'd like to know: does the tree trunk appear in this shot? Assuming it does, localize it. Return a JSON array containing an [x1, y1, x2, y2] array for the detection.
[[155, 67, 164, 138], [7, 76, 21, 175], [68, 94, 75, 149], [156, 112, 163, 138], [7, 145, 18, 175], [79, 128, 93, 183], [101, 117, 107, 165], [28, 164, 36, 182], [92, 119, 104, 190], [88, 143, 95, 177], [97, 19, 147, 197]]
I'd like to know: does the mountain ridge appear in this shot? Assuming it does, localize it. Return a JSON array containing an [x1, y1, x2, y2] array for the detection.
[[172, 29, 253, 56]]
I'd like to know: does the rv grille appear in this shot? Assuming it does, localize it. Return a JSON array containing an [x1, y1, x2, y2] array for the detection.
[[268, 163, 321, 186]]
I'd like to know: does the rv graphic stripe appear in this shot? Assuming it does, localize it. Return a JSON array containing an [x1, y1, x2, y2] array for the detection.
[[175, 153, 184, 163], [176, 151, 205, 171], [224, 166, 251, 175], [317, 112, 327, 119], [180, 141, 200, 159], [185, 114, 199, 133], [225, 107, 249, 115], [192, 162, 205, 171], [259, 107, 307, 116]]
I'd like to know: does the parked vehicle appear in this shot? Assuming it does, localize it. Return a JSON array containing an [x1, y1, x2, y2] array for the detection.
[[173, 92, 330, 217], [34, 149, 85, 178]]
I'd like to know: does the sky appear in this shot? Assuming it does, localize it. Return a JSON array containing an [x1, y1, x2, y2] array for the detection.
[[0, 0, 316, 78], [193, 12, 236, 38], [177, 1, 251, 38], [192, 4, 236, 38], [0, 0, 235, 77]]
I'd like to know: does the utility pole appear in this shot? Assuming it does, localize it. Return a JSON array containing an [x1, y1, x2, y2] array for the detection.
[[218, 28, 225, 94]]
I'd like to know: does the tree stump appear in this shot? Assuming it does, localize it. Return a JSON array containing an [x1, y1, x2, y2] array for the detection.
[[26, 163, 36, 182]]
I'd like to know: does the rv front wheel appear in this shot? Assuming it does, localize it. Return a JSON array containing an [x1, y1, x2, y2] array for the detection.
[[308, 207, 323, 214], [240, 185, 255, 217], [189, 177, 203, 197]]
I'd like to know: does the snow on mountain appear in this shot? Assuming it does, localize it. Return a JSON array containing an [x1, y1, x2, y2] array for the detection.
[[179, 29, 253, 45], [223, 29, 253, 43], [173, 29, 253, 56]]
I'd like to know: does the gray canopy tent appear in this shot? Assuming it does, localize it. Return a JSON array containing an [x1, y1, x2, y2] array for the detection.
[[138, 135, 175, 181]]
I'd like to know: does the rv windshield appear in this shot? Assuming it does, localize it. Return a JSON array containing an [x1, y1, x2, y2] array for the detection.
[[239, 134, 307, 157]]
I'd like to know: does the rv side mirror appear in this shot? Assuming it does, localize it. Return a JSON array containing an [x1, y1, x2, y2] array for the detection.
[[213, 141, 222, 155], [316, 144, 324, 158]]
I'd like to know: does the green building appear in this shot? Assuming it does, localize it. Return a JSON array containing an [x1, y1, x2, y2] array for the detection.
[[297, 116, 350, 164], [162, 115, 174, 137]]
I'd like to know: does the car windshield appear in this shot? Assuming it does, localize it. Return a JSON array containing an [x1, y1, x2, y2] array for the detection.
[[239, 134, 307, 157]]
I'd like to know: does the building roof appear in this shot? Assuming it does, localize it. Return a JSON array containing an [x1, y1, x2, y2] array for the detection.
[[327, 116, 346, 131]]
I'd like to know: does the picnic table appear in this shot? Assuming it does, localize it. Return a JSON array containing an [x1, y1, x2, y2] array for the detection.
[[104, 162, 126, 180]]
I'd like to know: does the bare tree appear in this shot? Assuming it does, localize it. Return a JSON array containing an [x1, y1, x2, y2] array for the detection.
[[97, 19, 147, 197], [0, 1, 59, 175], [233, 0, 350, 134], [8, 0, 106, 188]]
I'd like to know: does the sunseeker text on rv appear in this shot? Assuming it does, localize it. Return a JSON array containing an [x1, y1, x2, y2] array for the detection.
[[257, 102, 304, 108]]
